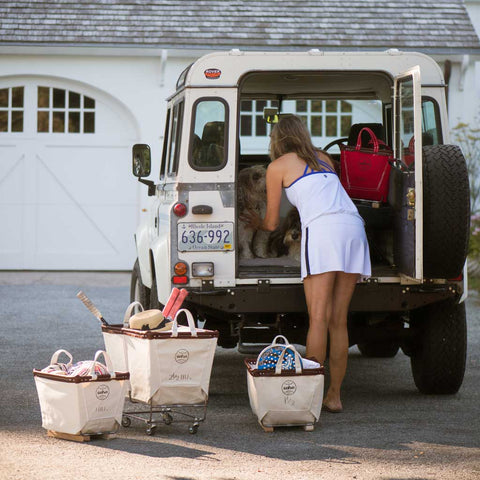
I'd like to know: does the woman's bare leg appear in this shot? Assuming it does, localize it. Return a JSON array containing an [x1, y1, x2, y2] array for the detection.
[[303, 272, 336, 364], [322, 272, 359, 412]]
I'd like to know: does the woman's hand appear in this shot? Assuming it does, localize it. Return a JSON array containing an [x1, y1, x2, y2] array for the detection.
[[239, 209, 263, 230]]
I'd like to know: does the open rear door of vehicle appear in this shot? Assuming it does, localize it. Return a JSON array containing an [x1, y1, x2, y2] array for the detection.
[[392, 66, 423, 282]]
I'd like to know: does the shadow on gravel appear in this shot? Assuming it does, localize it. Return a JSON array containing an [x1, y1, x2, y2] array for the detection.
[[87, 436, 215, 460]]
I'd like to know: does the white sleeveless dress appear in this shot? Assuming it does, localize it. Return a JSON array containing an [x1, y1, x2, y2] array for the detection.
[[285, 159, 371, 280]]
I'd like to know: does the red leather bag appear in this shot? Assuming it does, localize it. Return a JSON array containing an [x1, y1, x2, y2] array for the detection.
[[340, 127, 393, 202]]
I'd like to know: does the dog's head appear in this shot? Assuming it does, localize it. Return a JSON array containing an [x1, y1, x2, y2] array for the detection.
[[267, 207, 301, 258], [238, 165, 267, 208]]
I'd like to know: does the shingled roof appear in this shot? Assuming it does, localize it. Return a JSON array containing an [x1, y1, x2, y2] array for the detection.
[[1, 0, 479, 54]]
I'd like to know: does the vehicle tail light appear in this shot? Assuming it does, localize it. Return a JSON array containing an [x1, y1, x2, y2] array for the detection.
[[172, 275, 188, 284], [173, 202, 187, 217], [174, 262, 188, 275]]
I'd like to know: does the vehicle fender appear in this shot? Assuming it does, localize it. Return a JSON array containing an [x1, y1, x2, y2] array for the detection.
[[150, 230, 171, 306], [135, 218, 153, 290]]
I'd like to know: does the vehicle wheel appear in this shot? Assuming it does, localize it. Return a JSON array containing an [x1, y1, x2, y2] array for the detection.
[[130, 259, 150, 309], [357, 342, 399, 358], [204, 316, 237, 348], [410, 299, 467, 394], [422, 145, 470, 278]]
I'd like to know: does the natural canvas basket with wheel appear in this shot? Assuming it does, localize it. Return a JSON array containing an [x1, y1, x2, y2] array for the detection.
[[102, 308, 218, 405], [33, 350, 129, 436], [245, 336, 324, 430]]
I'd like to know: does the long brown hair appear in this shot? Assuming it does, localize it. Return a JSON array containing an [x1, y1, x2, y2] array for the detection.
[[269, 114, 325, 171]]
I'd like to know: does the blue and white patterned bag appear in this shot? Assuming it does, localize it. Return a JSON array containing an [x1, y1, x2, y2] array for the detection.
[[256, 335, 302, 371]]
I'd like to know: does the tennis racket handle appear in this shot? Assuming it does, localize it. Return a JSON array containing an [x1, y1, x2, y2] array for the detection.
[[167, 289, 189, 320], [162, 287, 180, 318]]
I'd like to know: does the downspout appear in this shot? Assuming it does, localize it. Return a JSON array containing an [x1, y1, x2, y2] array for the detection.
[[159, 49, 168, 87], [444, 59, 452, 112], [459, 54, 470, 92]]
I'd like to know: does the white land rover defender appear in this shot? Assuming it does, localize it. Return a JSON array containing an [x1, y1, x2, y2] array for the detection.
[[131, 50, 470, 394]]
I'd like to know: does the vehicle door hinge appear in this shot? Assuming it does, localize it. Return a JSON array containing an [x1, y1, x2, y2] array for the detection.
[[257, 279, 271, 293], [406, 188, 415, 207]]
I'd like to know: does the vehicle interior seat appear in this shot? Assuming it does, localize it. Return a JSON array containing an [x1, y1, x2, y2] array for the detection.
[[199, 121, 225, 166]]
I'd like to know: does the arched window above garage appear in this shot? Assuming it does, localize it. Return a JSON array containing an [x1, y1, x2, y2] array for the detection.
[[37, 86, 95, 134], [0, 86, 24, 132]]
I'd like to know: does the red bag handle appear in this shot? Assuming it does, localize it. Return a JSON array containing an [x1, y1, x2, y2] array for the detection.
[[356, 127, 379, 153]]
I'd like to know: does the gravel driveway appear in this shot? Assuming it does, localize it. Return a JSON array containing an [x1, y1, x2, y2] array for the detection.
[[0, 271, 479, 480]]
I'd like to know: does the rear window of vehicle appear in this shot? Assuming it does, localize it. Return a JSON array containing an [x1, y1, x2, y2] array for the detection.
[[190, 98, 228, 171]]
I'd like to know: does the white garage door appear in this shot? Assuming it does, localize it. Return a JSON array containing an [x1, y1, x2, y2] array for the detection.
[[0, 77, 139, 270]]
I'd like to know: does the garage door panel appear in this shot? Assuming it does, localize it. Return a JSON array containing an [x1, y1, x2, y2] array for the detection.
[[0, 148, 25, 265], [0, 206, 24, 266], [0, 78, 139, 270], [0, 149, 25, 202], [34, 204, 137, 269], [39, 147, 136, 205], [36, 204, 117, 255]]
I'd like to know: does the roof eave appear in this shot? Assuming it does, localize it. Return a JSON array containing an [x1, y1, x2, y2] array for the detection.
[[1, 41, 479, 58]]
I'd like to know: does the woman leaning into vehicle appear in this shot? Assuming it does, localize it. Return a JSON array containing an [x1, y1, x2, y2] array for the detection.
[[242, 115, 371, 413]]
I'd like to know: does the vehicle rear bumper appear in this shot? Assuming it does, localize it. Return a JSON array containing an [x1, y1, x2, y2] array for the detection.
[[187, 282, 460, 314]]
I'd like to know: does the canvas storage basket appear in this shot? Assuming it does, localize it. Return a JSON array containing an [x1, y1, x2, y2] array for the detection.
[[101, 301, 166, 391], [33, 350, 129, 435], [101, 308, 218, 406], [246, 338, 324, 429], [340, 127, 393, 202]]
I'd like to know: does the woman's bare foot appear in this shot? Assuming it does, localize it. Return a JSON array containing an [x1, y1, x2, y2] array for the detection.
[[322, 391, 343, 413], [322, 402, 343, 413]]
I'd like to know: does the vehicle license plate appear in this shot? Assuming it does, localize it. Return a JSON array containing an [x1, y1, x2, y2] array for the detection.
[[178, 222, 234, 252]]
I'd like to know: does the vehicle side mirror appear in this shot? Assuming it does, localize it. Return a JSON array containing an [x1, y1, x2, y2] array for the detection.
[[132, 144, 151, 177]]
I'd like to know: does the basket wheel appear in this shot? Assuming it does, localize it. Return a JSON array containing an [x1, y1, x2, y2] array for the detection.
[[162, 412, 173, 425], [121, 416, 131, 428], [146, 424, 157, 436], [188, 423, 199, 434]]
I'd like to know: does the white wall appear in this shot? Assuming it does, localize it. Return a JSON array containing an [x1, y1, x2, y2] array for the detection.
[[0, 51, 195, 269]]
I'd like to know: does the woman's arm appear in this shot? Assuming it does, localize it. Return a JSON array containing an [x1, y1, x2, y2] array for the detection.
[[262, 162, 283, 231]]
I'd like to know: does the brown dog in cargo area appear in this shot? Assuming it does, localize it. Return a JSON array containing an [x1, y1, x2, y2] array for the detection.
[[267, 207, 302, 261]]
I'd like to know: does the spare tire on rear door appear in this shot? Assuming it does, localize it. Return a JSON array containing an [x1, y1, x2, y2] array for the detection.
[[422, 145, 470, 279]]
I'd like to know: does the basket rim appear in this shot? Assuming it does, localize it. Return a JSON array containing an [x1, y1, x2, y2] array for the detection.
[[244, 358, 324, 377], [101, 324, 219, 339], [33, 370, 130, 383]]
